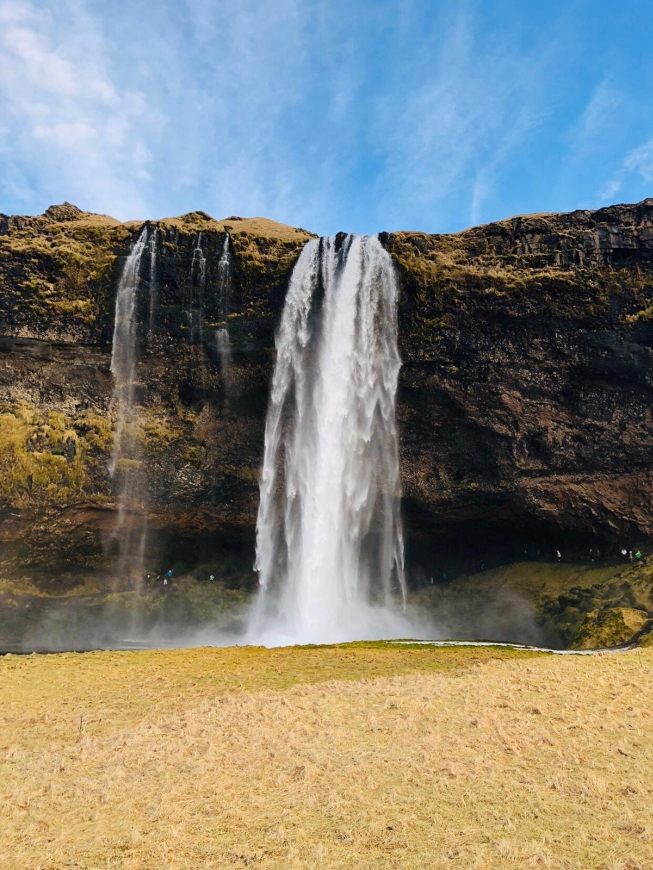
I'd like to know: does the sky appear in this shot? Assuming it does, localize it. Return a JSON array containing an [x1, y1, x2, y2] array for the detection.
[[1, 0, 652, 236]]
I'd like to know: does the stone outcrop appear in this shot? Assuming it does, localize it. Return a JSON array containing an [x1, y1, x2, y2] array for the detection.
[[570, 606, 650, 650], [1, 199, 653, 587]]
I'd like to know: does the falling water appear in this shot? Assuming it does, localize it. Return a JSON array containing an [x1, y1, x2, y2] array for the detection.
[[216, 233, 232, 372], [250, 235, 414, 645], [108, 227, 149, 585], [147, 227, 158, 336], [109, 227, 148, 476], [189, 232, 206, 343]]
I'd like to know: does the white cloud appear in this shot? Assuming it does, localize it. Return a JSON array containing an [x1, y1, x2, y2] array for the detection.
[[0, 0, 160, 218], [599, 178, 622, 202], [597, 135, 653, 205], [1, 0, 647, 232], [569, 81, 621, 148], [624, 137, 653, 183], [371, 4, 556, 230]]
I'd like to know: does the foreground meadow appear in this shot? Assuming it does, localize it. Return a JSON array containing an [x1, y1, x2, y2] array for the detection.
[[1, 643, 652, 869]]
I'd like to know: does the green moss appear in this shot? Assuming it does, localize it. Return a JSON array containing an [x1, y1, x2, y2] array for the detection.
[[570, 607, 650, 650], [114, 458, 141, 472], [0, 406, 90, 508], [75, 411, 113, 453], [182, 446, 203, 463]]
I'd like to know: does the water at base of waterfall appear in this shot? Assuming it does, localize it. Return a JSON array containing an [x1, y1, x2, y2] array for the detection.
[[248, 234, 425, 646]]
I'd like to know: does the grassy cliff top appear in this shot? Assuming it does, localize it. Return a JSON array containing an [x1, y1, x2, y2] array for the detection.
[[1, 202, 314, 242], [392, 197, 653, 239], [0, 203, 314, 341], [2, 198, 652, 343]]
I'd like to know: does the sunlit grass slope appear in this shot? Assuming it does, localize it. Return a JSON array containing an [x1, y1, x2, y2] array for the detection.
[[2, 643, 652, 868]]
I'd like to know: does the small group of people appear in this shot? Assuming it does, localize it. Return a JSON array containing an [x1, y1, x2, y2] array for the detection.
[[621, 548, 643, 561], [145, 570, 174, 588], [555, 547, 643, 562]]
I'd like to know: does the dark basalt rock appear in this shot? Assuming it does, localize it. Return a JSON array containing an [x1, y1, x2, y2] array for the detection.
[[1, 201, 653, 587]]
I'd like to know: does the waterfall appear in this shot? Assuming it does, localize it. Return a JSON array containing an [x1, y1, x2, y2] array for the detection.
[[250, 234, 412, 645], [216, 232, 232, 371], [189, 231, 206, 344], [147, 227, 158, 336], [108, 226, 149, 586], [109, 227, 148, 477]]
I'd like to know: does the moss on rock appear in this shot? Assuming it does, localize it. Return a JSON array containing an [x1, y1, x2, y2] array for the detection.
[[570, 607, 650, 649]]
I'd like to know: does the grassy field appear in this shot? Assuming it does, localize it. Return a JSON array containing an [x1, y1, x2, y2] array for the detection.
[[1, 643, 652, 868]]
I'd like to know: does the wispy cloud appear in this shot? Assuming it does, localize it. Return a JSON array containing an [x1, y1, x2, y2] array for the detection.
[[0, 0, 160, 217], [597, 136, 653, 204], [1, 0, 652, 231], [599, 178, 622, 202], [624, 138, 653, 183], [567, 80, 622, 150], [370, 3, 562, 230]]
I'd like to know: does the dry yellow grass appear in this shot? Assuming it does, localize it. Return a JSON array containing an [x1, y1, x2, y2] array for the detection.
[[1, 644, 652, 869]]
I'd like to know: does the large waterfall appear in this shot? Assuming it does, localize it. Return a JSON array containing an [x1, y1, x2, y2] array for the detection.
[[250, 234, 414, 645]]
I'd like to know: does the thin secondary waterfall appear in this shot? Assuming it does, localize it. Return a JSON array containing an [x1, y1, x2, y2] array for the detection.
[[108, 226, 149, 585], [147, 227, 158, 336], [109, 227, 148, 477], [250, 234, 411, 645], [189, 231, 206, 343], [216, 232, 232, 371]]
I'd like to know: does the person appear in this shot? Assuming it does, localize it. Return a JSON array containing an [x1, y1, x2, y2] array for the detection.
[[164, 569, 172, 586], [556, 549, 561, 562], [621, 548, 628, 556], [209, 574, 215, 582], [442, 572, 447, 581], [629, 551, 633, 561], [429, 576, 434, 585], [635, 550, 642, 560]]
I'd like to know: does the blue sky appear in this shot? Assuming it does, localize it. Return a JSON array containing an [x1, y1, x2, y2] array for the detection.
[[1, 0, 652, 235]]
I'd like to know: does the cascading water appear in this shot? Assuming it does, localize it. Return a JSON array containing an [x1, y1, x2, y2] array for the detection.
[[249, 234, 418, 646], [147, 227, 158, 336], [189, 232, 206, 344], [109, 227, 149, 585], [109, 227, 148, 477], [215, 232, 232, 372]]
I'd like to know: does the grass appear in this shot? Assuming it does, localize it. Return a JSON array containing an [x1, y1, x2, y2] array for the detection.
[[1, 642, 652, 868]]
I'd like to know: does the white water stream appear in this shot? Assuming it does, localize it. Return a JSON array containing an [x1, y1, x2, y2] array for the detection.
[[108, 227, 149, 584], [147, 227, 158, 336], [216, 232, 232, 372], [109, 227, 148, 477], [189, 231, 207, 343], [249, 235, 420, 645]]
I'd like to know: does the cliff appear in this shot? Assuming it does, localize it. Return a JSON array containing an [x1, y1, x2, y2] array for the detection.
[[387, 200, 653, 561], [1, 199, 653, 642]]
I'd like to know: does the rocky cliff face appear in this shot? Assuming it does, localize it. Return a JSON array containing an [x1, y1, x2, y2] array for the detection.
[[1, 200, 653, 589], [387, 200, 653, 568]]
